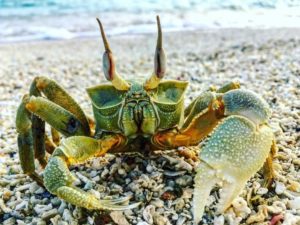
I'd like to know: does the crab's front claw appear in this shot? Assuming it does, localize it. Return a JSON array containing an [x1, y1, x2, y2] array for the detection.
[[44, 155, 140, 210], [44, 136, 140, 211], [193, 116, 274, 224]]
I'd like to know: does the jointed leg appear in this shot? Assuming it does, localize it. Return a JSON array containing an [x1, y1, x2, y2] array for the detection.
[[44, 135, 139, 210], [16, 76, 91, 185], [262, 139, 278, 188], [153, 92, 225, 148], [31, 76, 90, 135], [16, 96, 44, 186]]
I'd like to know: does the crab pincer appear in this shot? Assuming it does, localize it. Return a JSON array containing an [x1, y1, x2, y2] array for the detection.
[[44, 136, 140, 210], [193, 90, 275, 224]]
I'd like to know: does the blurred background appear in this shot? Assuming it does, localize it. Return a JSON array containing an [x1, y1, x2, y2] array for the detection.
[[1, 0, 300, 43]]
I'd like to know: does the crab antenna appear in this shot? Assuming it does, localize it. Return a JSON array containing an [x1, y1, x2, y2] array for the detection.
[[96, 18, 130, 91], [144, 15, 166, 90]]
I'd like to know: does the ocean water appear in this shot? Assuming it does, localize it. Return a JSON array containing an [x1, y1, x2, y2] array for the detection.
[[1, 0, 300, 43]]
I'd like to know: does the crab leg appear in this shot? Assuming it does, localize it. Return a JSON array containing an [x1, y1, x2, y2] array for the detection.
[[153, 92, 224, 148], [16, 75, 92, 185], [193, 116, 274, 224], [16, 96, 44, 186], [25, 96, 87, 137], [30, 76, 90, 135], [44, 135, 139, 210]]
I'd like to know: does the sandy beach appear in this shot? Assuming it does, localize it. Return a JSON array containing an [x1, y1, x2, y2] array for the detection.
[[0, 28, 300, 224]]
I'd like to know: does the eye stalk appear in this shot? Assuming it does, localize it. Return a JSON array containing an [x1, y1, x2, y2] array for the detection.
[[96, 18, 130, 91], [144, 15, 167, 90]]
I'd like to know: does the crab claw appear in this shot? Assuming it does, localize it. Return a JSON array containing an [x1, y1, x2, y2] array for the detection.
[[44, 136, 140, 211], [193, 116, 274, 224], [44, 155, 140, 210]]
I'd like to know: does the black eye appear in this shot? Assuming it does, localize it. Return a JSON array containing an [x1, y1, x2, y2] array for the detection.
[[67, 117, 79, 134]]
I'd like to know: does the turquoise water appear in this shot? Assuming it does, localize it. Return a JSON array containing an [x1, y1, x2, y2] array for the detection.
[[1, 0, 300, 43]]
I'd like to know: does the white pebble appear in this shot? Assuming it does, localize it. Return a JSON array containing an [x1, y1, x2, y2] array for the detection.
[[288, 197, 300, 210], [275, 181, 286, 195], [256, 187, 268, 195], [214, 215, 225, 225]]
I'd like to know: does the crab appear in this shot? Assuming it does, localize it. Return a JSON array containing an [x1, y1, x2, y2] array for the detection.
[[16, 16, 277, 224]]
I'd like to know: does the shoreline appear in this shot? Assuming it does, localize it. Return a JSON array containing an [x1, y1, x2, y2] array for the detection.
[[2, 27, 300, 46]]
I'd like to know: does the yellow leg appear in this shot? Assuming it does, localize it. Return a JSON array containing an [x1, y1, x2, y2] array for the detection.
[[262, 139, 277, 188], [44, 135, 139, 210]]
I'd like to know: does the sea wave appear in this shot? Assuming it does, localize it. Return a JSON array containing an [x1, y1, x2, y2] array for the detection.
[[1, 0, 300, 43]]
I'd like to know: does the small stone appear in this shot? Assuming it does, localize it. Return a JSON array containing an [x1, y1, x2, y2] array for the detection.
[[143, 205, 155, 224], [174, 198, 185, 211], [41, 208, 58, 220], [275, 181, 286, 195], [150, 199, 164, 208], [256, 187, 268, 195], [213, 215, 225, 225], [175, 175, 193, 187], [146, 164, 153, 173], [2, 189, 12, 201], [29, 182, 40, 193], [110, 211, 130, 225], [153, 212, 170, 225], [34, 204, 52, 214], [118, 168, 126, 175], [288, 197, 300, 210]]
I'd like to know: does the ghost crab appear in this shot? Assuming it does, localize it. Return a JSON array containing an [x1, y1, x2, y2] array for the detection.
[[16, 16, 277, 223]]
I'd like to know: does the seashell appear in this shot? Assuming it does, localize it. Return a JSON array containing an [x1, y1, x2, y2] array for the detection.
[[143, 205, 155, 224], [269, 214, 284, 225]]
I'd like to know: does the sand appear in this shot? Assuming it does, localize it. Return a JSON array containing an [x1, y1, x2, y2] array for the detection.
[[0, 28, 299, 225]]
